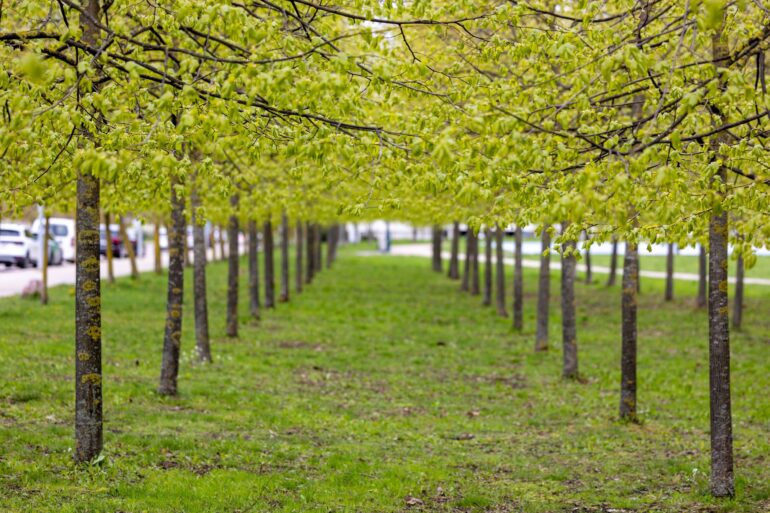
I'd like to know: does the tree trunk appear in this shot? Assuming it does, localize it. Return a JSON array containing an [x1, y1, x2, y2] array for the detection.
[[431, 225, 442, 272], [326, 222, 334, 269], [471, 230, 480, 296], [495, 225, 507, 316], [153, 217, 162, 274], [535, 227, 550, 351], [295, 222, 303, 293], [513, 225, 523, 330], [306, 221, 314, 284], [226, 194, 239, 338], [461, 229, 470, 292], [561, 226, 578, 379], [665, 242, 675, 301], [105, 212, 114, 284], [733, 254, 744, 330], [708, 14, 734, 496], [192, 187, 211, 362], [583, 231, 593, 285], [74, 0, 103, 463], [697, 244, 708, 308], [606, 237, 618, 286], [209, 226, 218, 261], [41, 215, 50, 305], [264, 220, 275, 308], [119, 215, 139, 279], [280, 212, 290, 302], [248, 220, 260, 320], [158, 177, 185, 397], [314, 223, 322, 273], [448, 221, 460, 279], [620, 241, 638, 421], [218, 225, 227, 261], [482, 228, 492, 306], [183, 223, 191, 268]]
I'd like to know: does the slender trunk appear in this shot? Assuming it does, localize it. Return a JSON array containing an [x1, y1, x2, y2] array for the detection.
[[314, 224, 322, 273], [74, 0, 103, 463], [264, 220, 275, 308], [431, 225, 442, 272], [584, 232, 593, 285], [732, 254, 744, 330], [218, 225, 226, 261], [226, 194, 239, 337], [664, 242, 675, 301], [41, 215, 50, 305], [306, 221, 314, 284], [158, 177, 185, 396], [280, 212, 290, 302], [708, 15, 734, 496], [191, 187, 211, 362], [461, 229, 470, 292], [119, 215, 139, 279], [209, 226, 218, 261], [697, 244, 708, 308], [495, 226, 507, 316], [295, 223, 303, 293], [482, 228, 492, 306], [248, 220, 260, 319], [105, 212, 114, 284], [326, 222, 334, 269], [606, 237, 618, 286], [448, 221, 460, 279], [620, 241, 638, 421], [513, 226, 523, 330], [636, 254, 641, 294], [561, 225, 578, 379], [153, 217, 162, 274], [535, 227, 550, 351], [471, 230, 480, 296]]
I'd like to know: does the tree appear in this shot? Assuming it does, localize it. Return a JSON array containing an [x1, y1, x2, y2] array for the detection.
[[512, 226, 523, 330], [226, 194, 240, 338]]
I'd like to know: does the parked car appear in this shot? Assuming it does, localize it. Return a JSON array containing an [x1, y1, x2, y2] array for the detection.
[[0, 223, 34, 268], [30, 217, 76, 262], [28, 231, 64, 267], [99, 224, 138, 258]]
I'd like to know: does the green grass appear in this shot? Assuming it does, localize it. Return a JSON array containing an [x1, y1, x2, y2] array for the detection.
[[1, 243, 768, 512]]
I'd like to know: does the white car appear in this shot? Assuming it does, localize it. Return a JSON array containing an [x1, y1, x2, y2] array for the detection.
[[30, 217, 76, 262], [28, 231, 64, 267], [0, 223, 33, 268]]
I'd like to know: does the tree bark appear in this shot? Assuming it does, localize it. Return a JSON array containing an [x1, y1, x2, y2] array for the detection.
[[448, 221, 460, 279], [535, 227, 550, 351], [248, 220, 260, 320], [158, 177, 185, 397], [665, 242, 675, 301], [732, 254, 744, 330], [561, 226, 578, 379], [41, 215, 50, 305], [153, 216, 162, 274], [295, 222, 303, 293], [74, 0, 103, 463], [306, 221, 314, 284], [264, 220, 275, 308], [280, 212, 290, 302], [119, 215, 139, 279], [482, 228, 492, 306], [326, 222, 334, 269], [461, 229, 471, 292], [104, 212, 114, 284], [226, 194, 239, 338], [583, 232, 593, 284], [314, 223, 322, 273], [495, 226, 507, 316], [606, 237, 618, 286], [191, 187, 211, 362], [620, 241, 638, 421], [431, 225, 442, 272], [513, 225, 523, 330], [697, 244, 708, 308], [471, 230, 480, 296]]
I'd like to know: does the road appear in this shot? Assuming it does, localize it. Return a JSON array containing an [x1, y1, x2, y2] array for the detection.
[[379, 243, 770, 287]]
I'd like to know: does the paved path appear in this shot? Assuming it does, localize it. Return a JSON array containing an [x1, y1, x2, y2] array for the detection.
[[370, 244, 770, 287]]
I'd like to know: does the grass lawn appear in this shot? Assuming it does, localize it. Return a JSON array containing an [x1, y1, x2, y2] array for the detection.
[[1, 243, 768, 512]]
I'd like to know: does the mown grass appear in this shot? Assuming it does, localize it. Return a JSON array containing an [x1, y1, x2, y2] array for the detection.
[[1, 242, 768, 512]]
